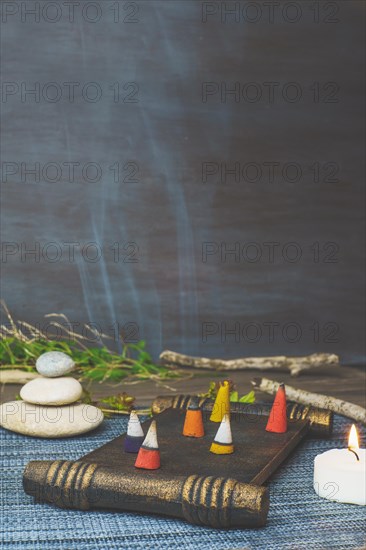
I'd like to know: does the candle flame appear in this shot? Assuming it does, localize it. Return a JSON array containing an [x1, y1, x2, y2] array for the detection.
[[348, 424, 359, 450]]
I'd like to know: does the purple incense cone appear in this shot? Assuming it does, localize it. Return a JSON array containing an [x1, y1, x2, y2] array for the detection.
[[124, 411, 145, 453], [124, 435, 145, 453]]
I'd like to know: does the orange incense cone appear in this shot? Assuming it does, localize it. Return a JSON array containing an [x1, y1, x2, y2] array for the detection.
[[210, 380, 230, 423], [210, 414, 234, 454], [265, 383, 287, 433], [135, 420, 160, 470], [183, 397, 204, 438]]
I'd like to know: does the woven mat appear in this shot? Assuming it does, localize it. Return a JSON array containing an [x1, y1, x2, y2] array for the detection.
[[0, 413, 365, 550]]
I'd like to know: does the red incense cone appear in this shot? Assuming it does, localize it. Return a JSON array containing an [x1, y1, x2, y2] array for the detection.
[[135, 420, 160, 470], [183, 396, 204, 438], [265, 383, 287, 433]]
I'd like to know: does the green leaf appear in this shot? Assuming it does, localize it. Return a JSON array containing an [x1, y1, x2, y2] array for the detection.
[[83, 367, 108, 382], [100, 392, 135, 412], [200, 381, 218, 399], [238, 390, 255, 403], [104, 369, 128, 382], [138, 351, 152, 363], [229, 390, 239, 402]]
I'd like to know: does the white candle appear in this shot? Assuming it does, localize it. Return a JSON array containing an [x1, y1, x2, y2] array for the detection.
[[314, 424, 366, 505]]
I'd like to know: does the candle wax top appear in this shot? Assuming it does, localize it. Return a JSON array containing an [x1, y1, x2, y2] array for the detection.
[[315, 449, 366, 471]]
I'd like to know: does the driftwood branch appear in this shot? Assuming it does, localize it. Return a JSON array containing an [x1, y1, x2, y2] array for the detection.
[[251, 377, 366, 425], [159, 350, 340, 376], [0, 369, 41, 385]]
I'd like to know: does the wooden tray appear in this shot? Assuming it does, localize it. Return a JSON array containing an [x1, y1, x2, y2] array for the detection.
[[23, 398, 325, 529], [84, 407, 309, 485]]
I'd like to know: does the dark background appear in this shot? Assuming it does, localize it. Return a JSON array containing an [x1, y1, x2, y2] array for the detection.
[[1, 1, 365, 364]]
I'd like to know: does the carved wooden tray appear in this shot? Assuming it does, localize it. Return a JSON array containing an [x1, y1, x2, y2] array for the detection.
[[23, 397, 330, 529], [84, 406, 309, 485]]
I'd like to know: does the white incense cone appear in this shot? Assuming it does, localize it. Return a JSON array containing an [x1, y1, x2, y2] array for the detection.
[[127, 411, 144, 438], [142, 420, 158, 449], [210, 414, 234, 454], [214, 414, 233, 444]]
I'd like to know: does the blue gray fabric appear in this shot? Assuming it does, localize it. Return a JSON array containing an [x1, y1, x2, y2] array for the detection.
[[1, 415, 365, 549]]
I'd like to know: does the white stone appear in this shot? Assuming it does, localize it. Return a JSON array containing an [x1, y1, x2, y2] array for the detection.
[[36, 351, 75, 377], [0, 401, 104, 438], [20, 377, 83, 406]]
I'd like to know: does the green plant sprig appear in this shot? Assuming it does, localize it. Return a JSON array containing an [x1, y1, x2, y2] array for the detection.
[[0, 303, 189, 385], [0, 335, 188, 384], [199, 380, 255, 404]]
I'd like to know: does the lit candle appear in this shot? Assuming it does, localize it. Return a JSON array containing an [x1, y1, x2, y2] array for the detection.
[[314, 424, 365, 505]]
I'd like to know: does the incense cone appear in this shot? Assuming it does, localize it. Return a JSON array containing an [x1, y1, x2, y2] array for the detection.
[[134, 420, 160, 470], [210, 413, 234, 455], [210, 380, 230, 422], [183, 396, 204, 438], [124, 411, 145, 453], [265, 383, 287, 433]]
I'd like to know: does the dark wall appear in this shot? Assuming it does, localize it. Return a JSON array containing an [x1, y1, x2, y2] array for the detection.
[[1, 1, 365, 363]]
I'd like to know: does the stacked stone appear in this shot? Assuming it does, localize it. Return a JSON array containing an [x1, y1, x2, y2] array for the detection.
[[0, 351, 103, 438]]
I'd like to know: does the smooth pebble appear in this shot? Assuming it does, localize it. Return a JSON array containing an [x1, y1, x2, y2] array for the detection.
[[36, 351, 75, 377], [20, 377, 83, 406], [0, 401, 104, 438]]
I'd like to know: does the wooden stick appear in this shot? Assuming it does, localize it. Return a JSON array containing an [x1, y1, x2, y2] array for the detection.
[[0, 369, 41, 385], [251, 377, 366, 425], [159, 350, 340, 376], [99, 408, 151, 416]]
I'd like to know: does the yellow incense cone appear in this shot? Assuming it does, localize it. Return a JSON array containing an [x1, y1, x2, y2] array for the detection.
[[210, 380, 230, 422], [210, 414, 234, 455]]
